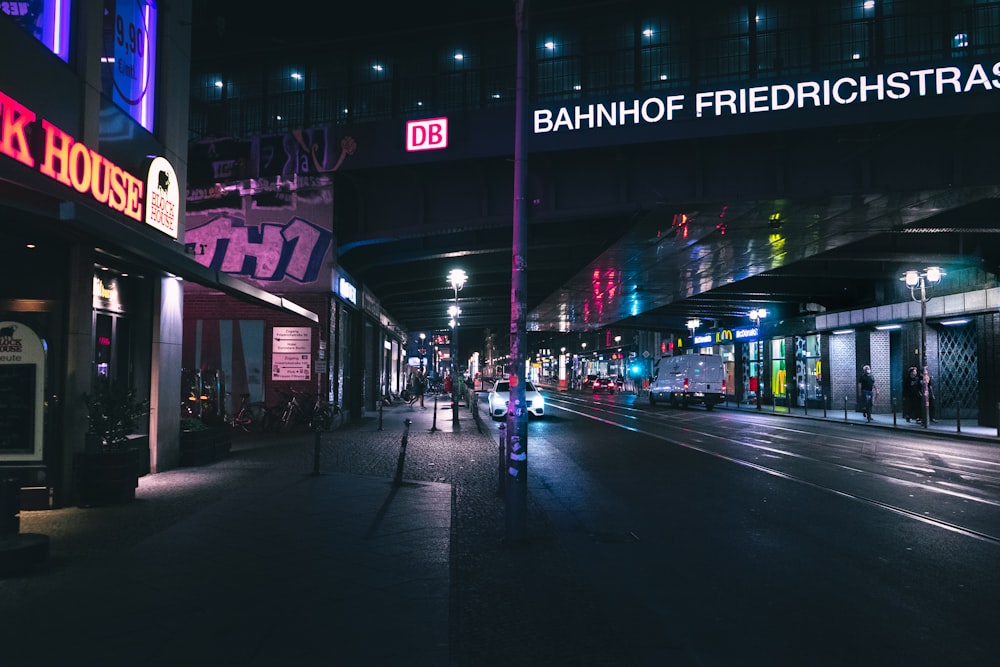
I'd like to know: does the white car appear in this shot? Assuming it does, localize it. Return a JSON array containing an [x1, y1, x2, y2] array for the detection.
[[488, 380, 545, 419]]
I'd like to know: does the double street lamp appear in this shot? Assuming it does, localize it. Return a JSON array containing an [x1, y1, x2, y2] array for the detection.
[[902, 266, 944, 428], [448, 269, 467, 422], [748, 308, 767, 410]]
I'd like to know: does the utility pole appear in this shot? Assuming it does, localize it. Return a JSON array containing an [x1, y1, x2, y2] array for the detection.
[[505, 0, 529, 543]]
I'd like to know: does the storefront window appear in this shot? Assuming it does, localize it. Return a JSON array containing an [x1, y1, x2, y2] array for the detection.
[[797, 334, 823, 407], [770, 338, 787, 401]]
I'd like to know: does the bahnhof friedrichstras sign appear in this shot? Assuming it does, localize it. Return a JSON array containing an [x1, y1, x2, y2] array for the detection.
[[533, 61, 1000, 135]]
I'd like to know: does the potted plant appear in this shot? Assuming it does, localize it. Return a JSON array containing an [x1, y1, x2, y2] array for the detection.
[[76, 380, 150, 506]]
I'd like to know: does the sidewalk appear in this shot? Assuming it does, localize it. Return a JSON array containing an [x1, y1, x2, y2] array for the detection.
[[2, 396, 490, 666]]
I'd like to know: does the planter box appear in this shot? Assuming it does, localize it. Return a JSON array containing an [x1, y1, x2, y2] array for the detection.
[[179, 426, 231, 466], [74, 451, 138, 507]]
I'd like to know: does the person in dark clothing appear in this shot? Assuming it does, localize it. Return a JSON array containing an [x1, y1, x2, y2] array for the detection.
[[857, 364, 877, 422], [904, 366, 922, 422], [922, 365, 937, 423]]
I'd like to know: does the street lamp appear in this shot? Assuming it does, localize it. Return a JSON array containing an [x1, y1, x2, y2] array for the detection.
[[448, 268, 467, 421], [902, 266, 944, 428], [748, 308, 767, 410]]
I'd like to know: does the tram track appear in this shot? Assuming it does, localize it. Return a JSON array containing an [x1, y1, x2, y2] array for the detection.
[[544, 392, 1000, 546]]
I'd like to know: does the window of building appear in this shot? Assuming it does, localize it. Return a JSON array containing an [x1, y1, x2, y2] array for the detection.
[[696, 5, 750, 84], [753, 2, 812, 77], [883, 0, 942, 65], [815, 1, 874, 69], [437, 46, 480, 111], [950, 0, 1000, 58], [583, 18, 634, 98], [535, 31, 581, 101], [100, 0, 158, 132]]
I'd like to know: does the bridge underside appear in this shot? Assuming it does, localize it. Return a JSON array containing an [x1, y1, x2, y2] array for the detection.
[[335, 113, 1000, 342]]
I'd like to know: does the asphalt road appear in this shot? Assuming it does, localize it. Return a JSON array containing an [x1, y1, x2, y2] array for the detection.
[[517, 391, 1000, 665]]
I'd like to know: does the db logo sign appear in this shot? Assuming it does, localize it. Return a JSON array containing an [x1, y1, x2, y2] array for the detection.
[[406, 117, 448, 152]]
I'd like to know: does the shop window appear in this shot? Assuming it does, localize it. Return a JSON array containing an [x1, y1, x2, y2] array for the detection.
[[770, 338, 787, 400], [797, 334, 823, 408]]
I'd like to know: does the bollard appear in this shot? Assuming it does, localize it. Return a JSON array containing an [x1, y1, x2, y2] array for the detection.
[[430, 393, 439, 432], [394, 419, 412, 486], [892, 398, 897, 427], [823, 393, 828, 418], [844, 395, 848, 421], [497, 423, 506, 498], [956, 400, 961, 433], [378, 398, 384, 431], [312, 427, 322, 476]]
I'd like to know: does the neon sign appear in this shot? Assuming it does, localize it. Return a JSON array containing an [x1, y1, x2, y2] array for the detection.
[[406, 117, 448, 152], [0, 87, 176, 236], [535, 61, 1000, 135]]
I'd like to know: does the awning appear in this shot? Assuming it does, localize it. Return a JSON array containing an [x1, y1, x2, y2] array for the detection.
[[59, 201, 319, 323]]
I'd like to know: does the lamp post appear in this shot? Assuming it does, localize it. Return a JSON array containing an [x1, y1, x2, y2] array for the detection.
[[748, 309, 767, 410], [448, 269, 467, 422], [902, 266, 944, 429]]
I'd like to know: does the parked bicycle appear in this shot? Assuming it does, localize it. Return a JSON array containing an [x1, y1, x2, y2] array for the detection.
[[263, 389, 342, 432], [224, 392, 266, 432]]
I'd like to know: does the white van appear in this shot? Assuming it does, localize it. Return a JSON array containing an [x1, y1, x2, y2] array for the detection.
[[648, 354, 726, 410]]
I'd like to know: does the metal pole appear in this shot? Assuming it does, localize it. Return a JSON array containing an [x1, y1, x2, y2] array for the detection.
[[497, 423, 506, 497], [393, 419, 412, 487], [452, 295, 460, 424], [378, 396, 384, 431], [505, 0, 529, 543], [920, 282, 930, 429], [756, 336, 762, 411], [430, 392, 439, 432], [312, 427, 321, 476]]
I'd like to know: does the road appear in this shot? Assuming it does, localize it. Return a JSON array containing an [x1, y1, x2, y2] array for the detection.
[[507, 389, 1000, 665]]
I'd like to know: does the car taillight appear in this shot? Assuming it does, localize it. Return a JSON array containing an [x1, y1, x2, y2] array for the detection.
[[683, 377, 689, 391], [722, 380, 727, 393]]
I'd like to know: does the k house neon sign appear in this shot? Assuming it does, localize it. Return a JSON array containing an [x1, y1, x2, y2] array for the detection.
[[534, 61, 1000, 135], [0, 87, 177, 238]]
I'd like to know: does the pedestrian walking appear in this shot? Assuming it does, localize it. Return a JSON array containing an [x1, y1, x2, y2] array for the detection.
[[904, 366, 921, 422], [921, 365, 937, 423], [416, 369, 427, 408], [857, 364, 877, 422]]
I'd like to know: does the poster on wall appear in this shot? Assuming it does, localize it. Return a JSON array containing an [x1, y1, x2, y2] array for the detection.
[[101, 0, 158, 132], [0, 321, 46, 462]]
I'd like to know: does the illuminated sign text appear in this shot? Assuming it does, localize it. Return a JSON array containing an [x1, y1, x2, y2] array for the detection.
[[406, 117, 448, 152], [0, 87, 176, 234], [535, 62, 1000, 134]]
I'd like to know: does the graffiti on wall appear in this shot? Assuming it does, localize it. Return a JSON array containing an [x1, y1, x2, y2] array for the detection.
[[187, 129, 357, 207], [186, 215, 332, 284]]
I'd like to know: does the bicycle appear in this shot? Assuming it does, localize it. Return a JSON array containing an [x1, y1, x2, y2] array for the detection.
[[224, 392, 266, 432], [308, 397, 343, 432]]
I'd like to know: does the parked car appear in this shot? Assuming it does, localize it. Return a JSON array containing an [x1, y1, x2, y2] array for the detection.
[[648, 354, 726, 410], [488, 379, 545, 419], [592, 377, 615, 394]]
